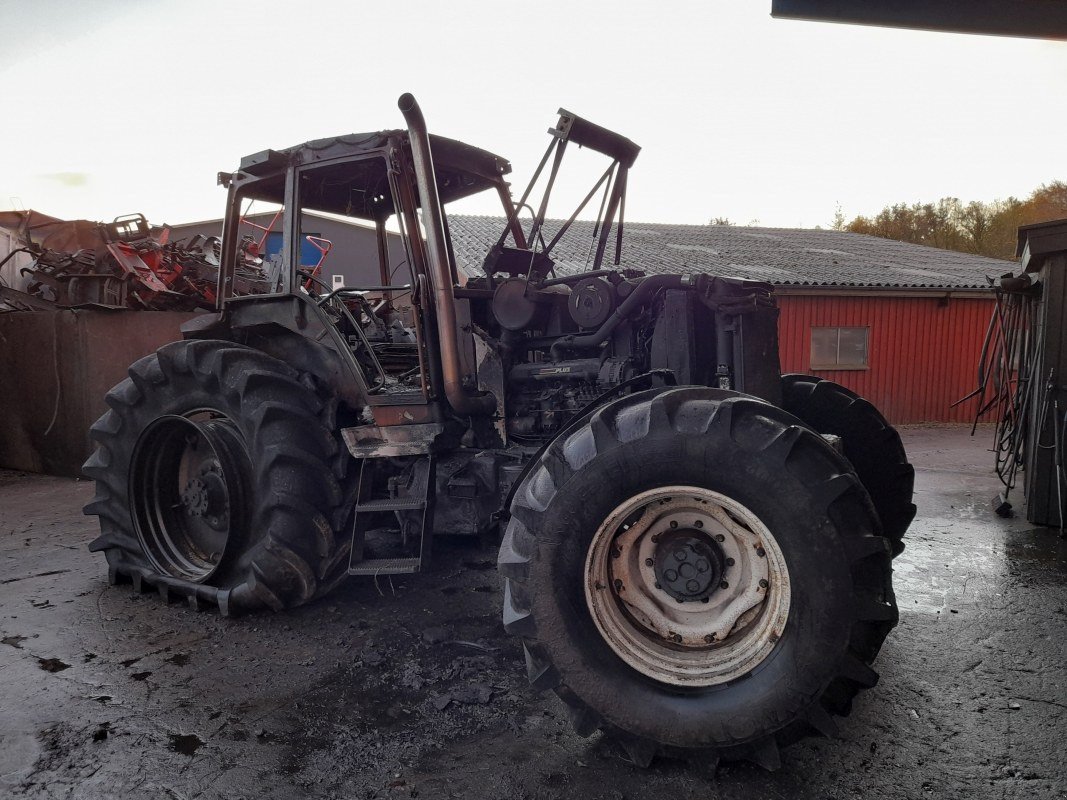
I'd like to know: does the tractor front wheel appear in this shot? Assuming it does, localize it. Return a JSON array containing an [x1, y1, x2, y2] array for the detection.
[[499, 387, 897, 767]]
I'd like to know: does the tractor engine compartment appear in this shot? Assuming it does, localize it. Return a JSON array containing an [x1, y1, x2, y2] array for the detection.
[[462, 268, 780, 446]]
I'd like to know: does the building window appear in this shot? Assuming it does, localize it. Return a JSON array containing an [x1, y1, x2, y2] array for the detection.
[[811, 326, 869, 370]]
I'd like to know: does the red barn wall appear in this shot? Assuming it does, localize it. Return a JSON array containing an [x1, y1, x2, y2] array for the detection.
[[777, 294, 995, 424]]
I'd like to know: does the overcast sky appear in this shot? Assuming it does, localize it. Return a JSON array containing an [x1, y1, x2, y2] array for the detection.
[[1, 0, 1064, 230]]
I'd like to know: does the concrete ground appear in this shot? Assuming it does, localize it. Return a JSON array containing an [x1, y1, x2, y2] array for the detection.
[[0, 426, 1064, 800]]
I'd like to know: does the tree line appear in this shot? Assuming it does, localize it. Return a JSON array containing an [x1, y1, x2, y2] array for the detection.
[[834, 181, 1067, 261]]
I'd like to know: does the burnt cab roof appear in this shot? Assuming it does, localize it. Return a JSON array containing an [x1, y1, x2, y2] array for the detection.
[[235, 130, 512, 221]]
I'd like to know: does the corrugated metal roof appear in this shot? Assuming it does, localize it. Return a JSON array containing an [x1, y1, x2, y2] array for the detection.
[[447, 215, 1011, 290]]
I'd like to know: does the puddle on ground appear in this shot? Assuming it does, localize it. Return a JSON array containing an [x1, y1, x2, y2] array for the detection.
[[168, 733, 204, 756], [2, 634, 27, 649], [1002, 528, 1067, 568], [38, 657, 70, 673], [896, 518, 1066, 616], [894, 523, 1004, 615]]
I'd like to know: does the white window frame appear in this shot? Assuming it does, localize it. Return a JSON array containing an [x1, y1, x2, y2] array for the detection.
[[810, 326, 869, 370]]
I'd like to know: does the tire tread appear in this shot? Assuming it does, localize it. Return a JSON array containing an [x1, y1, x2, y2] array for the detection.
[[498, 386, 898, 769], [83, 340, 346, 614]]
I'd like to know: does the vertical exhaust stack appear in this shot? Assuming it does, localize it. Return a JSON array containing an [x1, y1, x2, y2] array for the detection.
[[398, 92, 496, 417]]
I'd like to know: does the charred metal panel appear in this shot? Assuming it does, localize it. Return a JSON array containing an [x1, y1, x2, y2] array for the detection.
[[0, 310, 199, 476], [735, 305, 782, 405], [1022, 221, 1067, 526], [771, 0, 1067, 39], [433, 451, 504, 536], [650, 290, 696, 385], [341, 422, 455, 458]]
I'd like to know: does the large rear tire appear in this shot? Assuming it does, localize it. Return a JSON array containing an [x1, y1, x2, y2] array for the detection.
[[781, 375, 915, 556], [498, 387, 897, 768], [83, 339, 349, 614]]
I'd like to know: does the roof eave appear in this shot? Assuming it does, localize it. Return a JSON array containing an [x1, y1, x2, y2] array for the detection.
[[774, 284, 992, 299]]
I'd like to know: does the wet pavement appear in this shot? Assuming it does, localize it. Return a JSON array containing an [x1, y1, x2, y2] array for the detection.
[[1, 425, 1064, 799]]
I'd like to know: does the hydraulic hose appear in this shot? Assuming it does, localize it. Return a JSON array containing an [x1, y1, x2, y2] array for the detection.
[[550, 274, 687, 360]]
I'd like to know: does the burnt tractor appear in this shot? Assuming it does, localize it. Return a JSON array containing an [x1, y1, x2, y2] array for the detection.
[[84, 94, 914, 768]]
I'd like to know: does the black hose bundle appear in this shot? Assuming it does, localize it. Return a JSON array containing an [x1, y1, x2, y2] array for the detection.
[[955, 275, 1043, 500]]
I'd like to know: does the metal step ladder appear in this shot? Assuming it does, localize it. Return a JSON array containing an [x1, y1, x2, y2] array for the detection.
[[347, 454, 436, 576]]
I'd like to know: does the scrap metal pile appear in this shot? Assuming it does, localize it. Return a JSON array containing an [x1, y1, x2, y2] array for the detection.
[[0, 211, 273, 312]]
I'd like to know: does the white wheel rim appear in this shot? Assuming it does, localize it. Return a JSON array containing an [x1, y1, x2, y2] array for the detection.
[[584, 485, 790, 687]]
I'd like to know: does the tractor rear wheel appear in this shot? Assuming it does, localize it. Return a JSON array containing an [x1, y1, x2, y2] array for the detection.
[[498, 387, 897, 768], [83, 339, 348, 614], [781, 375, 915, 555]]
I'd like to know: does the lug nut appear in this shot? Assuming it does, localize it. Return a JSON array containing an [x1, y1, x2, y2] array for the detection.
[[715, 534, 725, 542], [701, 597, 710, 603], [654, 581, 662, 589], [671, 633, 683, 643], [651, 534, 660, 543], [720, 580, 729, 589], [694, 520, 703, 528], [613, 579, 623, 591], [725, 557, 735, 567], [644, 558, 654, 567], [670, 520, 678, 528], [611, 548, 621, 559], [759, 578, 769, 589], [756, 547, 766, 557], [704, 634, 716, 643]]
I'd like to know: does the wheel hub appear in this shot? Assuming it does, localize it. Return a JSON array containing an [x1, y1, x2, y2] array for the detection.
[[130, 413, 249, 583], [584, 486, 791, 687], [653, 530, 724, 603], [180, 468, 229, 530], [181, 478, 209, 516]]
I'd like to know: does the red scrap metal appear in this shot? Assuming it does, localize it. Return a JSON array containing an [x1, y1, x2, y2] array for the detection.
[[4, 212, 273, 311], [302, 235, 333, 290]]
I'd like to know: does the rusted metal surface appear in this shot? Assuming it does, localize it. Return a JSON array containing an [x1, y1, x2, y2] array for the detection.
[[0, 283, 55, 311], [0, 310, 200, 476], [0, 210, 104, 253], [584, 486, 789, 686], [398, 93, 497, 417], [777, 294, 997, 424], [341, 422, 452, 458], [2, 212, 272, 312]]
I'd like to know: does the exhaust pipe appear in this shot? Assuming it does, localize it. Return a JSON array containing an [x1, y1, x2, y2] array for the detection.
[[398, 93, 496, 417]]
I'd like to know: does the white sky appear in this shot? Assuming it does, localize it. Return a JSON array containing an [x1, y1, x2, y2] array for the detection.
[[1, 0, 1064, 229]]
